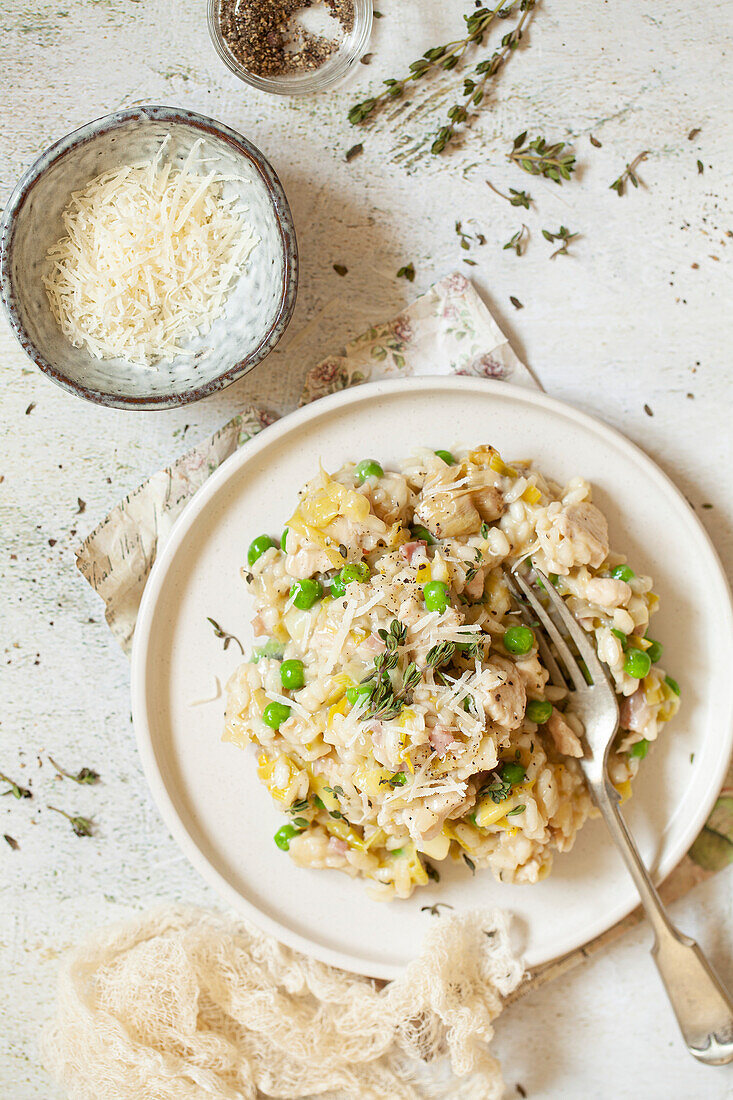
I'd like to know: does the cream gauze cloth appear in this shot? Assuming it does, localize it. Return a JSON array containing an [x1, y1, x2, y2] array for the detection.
[[47, 274, 538, 1099], [41, 905, 523, 1100]]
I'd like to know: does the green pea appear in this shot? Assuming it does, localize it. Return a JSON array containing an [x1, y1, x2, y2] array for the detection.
[[624, 648, 652, 679], [342, 561, 370, 584], [664, 675, 681, 696], [290, 578, 323, 609], [346, 682, 373, 706], [611, 564, 635, 582], [280, 659, 305, 690], [274, 823, 303, 851], [281, 528, 289, 551], [423, 580, 450, 613], [611, 627, 628, 648], [526, 699, 553, 724], [503, 625, 535, 655], [645, 637, 663, 663], [263, 701, 291, 729], [391, 847, 406, 857], [354, 459, 384, 483], [330, 572, 346, 599], [434, 449, 456, 466], [501, 761, 526, 785], [247, 534, 275, 566], [628, 738, 649, 759], [410, 524, 435, 545]]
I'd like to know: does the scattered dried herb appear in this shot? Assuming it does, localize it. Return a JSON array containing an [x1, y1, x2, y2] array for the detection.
[[360, 52, 373, 65], [503, 224, 529, 256], [697, 159, 704, 175], [76, 498, 86, 514], [348, 0, 537, 156], [0, 772, 32, 800], [609, 151, 649, 196], [486, 180, 532, 208], [206, 617, 244, 654], [25, 402, 36, 416], [396, 262, 415, 282], [516, 1085, 528, 1099], [48, 757, 100, 785], [345, 142, 363, 162], [644, 404, 653, 417], [542, 225, 579, 259], [590, 134, 602, 148], [455, 220, 486, 250], [48, 806, 94, 836], [688, 128, 701, 141], [421, 901, 454, 916], [509, 295, 524, 310], [333, 263, 348, 276], [4, 834, 19, 850], [463, 853, 476, 874], [509, 133, 576, 183]]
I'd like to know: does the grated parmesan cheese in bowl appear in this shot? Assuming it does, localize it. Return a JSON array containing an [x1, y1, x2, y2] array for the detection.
[[43, 137, 259, 367], [1, 106, 298, 407]]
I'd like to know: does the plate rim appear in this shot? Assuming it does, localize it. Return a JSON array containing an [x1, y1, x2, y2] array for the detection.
[[131, 376, 733, 978]]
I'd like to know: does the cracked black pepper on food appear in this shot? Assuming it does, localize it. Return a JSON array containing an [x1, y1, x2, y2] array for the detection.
[[219, 0, 355, 77]]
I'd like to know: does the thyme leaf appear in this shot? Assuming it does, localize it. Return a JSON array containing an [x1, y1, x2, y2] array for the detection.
[[48, 806, 94, 837], [0, 772, 32, 800], [48, 757, 100, 785], [609, 151, 649, 196], [486, 180, 532, 208], [503, 224, 529, 256], [542, 225, 580, 259], [396, 262, 415, 282]]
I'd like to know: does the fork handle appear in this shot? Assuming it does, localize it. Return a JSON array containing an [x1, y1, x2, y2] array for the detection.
[[592, 781, 733, 1065]]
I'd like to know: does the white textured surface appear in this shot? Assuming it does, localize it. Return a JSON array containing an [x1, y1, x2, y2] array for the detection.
[[1, 1, 732, 1097]]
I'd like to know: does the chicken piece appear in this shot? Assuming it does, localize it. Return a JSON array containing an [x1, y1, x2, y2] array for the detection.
[[584, 577, 632, 608], [476, 655, 527, 730], [514, 652, 550, 697], [547, 707, 584, 757], [537, 502, 609, 573]]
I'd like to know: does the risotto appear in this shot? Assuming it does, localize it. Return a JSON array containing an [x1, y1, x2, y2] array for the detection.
[[223, 445, 680, 899]]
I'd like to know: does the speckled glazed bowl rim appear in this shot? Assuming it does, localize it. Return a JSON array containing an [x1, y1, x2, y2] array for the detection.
[[0, 105, 299, 410]]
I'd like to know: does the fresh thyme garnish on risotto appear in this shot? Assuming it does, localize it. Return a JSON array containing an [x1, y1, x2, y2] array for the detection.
[[221, 445, 680, 900]]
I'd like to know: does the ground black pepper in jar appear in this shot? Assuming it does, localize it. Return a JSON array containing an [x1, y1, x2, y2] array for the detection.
[[218, 0, 356, 77]]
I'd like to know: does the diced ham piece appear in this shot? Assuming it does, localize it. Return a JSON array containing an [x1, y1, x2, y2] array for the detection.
[[619, 687, 652, 733], [251, 612, 268, 637], [429, 725, 458, 757], [401, 540, 428, 564], [464, 567, 485, 600], [547, 707, 584, 757], [327, 837, 349, 856]]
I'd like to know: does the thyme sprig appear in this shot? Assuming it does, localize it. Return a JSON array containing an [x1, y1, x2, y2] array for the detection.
[[542, 225, 579, 259], [348, 1, 536, 156], [361, 624, 460, 721], [609, 151, 649, 196], [0, 772, 32, 800], [503, 224, 529, 256], [48, 806, 94, 837], [206, 617, 244, 655], [433, 1, 537, 155], [509, 133, 576, 183], [455, 221, 486, 250], [48, 757, 100, 785], [486, 180, 532, 208]]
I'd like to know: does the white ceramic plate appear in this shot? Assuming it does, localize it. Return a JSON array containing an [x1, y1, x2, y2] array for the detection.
[[131, 378, 733, 979]]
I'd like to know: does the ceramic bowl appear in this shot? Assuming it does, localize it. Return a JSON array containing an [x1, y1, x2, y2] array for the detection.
[[0, 106, 298, 409]]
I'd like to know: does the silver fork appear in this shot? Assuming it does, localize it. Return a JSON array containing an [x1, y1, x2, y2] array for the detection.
[[505, 563, 733, 1065]]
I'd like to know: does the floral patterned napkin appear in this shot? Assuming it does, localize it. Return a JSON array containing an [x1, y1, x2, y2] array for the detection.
[[75, 270, 731, 989]]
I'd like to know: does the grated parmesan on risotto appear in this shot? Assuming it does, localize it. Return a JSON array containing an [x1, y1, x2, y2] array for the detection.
[[222, 445, 681, 899]]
